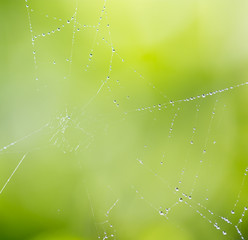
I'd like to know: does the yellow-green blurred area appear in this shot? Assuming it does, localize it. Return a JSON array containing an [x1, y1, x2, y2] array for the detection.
[[0, 0, 248, 239]]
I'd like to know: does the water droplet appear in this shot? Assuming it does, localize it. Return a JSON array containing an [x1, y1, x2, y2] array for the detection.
[[138, 159, 143, 165], [190, 140, 194, 144], [179, 198, 183, 202], [223, 231, 227, 235], [175, 187, 179, 191], [202, 94, 206, 98], [67, 20, 70, 23], [231, 210, 235, 214], [159, 211, 164, 216], [112, 48, 115, 52], [57, 28, 61, 31]]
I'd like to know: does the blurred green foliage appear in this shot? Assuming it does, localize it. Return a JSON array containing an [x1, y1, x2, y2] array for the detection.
[[0, 0, 247, 239]]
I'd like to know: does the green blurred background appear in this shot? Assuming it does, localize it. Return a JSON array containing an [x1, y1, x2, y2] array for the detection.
[[0, 0, 248, 239]]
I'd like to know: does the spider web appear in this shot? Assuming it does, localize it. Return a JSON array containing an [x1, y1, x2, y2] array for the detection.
[[0, 0, 248, 239]]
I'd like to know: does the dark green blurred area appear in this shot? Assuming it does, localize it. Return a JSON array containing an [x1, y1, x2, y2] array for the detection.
[[0, 0, 248, 239]]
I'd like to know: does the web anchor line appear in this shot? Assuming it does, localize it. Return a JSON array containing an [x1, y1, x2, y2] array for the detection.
[[0, 153, 27, 195]]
